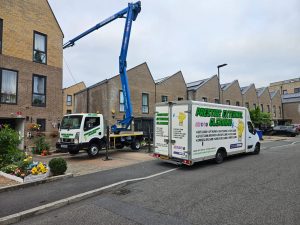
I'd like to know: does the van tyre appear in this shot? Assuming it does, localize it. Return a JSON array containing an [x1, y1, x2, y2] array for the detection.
[[131, 139, 141, 151], [253, 144, 260, 155], [88, 143, 101, 157], [215, 150, 225, 164]]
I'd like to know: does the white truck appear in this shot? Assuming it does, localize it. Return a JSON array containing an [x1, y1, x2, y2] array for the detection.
[[56, 113, 144, 157], [153, 101, 260, 165]]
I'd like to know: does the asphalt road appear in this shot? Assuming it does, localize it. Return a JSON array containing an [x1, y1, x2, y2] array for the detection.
[[14, 139, 300, 225]]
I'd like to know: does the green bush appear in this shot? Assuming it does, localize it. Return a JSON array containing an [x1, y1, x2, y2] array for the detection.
[[1, 164, 18, 174], [33, 136, 50, 155], [49, 158, 67, 176], [0, 125, 23, 169]]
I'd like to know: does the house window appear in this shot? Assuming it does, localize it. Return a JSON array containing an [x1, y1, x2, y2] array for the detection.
[[245, 102, 249, 108], [0, 69, 18, 104], [119, 90, 124, 112], [267, 105, 270, 113], [273, 105, 276, 117], [214, 99, 220, 104], [236, 101, 240, 106], [142, 93, 149, 114], [0, 19, 3, 54], [32, 75, 46, 107], [282, 90, 287, 94], [33, 31, 47, 64], [178, 97, 183, 101], [202, 97, 207, 102], [294, 88, 300, 93], [36, 118, 46, 132], [66, 110, 72, 114], [67, 95, 72, 106], [253, 103, 256, 109], [225, 100, 230, 105], [261, 104, 264, 112], [161, 95, 168, 102]]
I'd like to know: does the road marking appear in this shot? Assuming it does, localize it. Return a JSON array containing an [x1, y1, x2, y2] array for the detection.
[[0, 168, 178, 225]]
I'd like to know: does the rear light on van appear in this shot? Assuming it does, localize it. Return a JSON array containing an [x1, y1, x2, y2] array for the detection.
[[182, 160, 192, 166], [152, 153, 160, 158]]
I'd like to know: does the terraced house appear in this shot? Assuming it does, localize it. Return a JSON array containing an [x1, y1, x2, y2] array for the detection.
[[0, 0, 63, 148]]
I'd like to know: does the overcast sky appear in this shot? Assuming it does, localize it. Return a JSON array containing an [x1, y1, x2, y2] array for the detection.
[[48, 0, 300, 89]]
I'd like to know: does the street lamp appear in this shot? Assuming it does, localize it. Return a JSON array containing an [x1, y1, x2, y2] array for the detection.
[[217, 64, 228, 104]]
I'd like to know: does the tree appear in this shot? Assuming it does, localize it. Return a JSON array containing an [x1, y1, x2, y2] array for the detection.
[[249, 107, 272, 129]]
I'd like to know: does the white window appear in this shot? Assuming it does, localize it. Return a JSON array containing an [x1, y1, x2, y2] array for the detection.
[[161, 96, 168, 102], [33, 31, 47, 64], [142, 93, 149, 114], [0, 69, 18, 104], [67, 95, 72, 106]]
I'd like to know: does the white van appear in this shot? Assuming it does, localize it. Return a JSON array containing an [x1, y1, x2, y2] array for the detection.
[[153, 101, 260, 165]]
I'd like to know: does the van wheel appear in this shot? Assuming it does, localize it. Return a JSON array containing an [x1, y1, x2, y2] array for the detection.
[[253, 144, 260, 155], [215, 150, 225, 164], [88, 143, 100, 157], [131, 139, 141, 151]]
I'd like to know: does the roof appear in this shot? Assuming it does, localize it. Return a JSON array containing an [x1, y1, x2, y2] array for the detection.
[[240, 83, 254, 95], [155, 76, 171, 84], [221, 80, 237, 91], [270, 90, 279, 99], [187, 75, 217, 91], [256, 87, 267, 97], [63, 81, 86, 90], [282, 92, 300, 103], [270, 77, 300, 86]]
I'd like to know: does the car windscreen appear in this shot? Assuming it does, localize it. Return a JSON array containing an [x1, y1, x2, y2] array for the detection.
[[60, 115, 83, 130]]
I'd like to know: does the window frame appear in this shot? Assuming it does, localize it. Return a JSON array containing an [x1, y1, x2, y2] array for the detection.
[[66, 95, 72, 106], [273, 105, 276, 117], [83, 116, 100, 131], [0, 68, 18, 105], [33, 31, 47, 64], [202, 97, 208, 102], [261, 104, 264, 112], [142, 93, 149, 114], [32, 74, 47, 107], [267, 105, 270, 113], [253, 103, 256, 109], [225, 100, 230, 105], [161, 95, 168, 102], [236, 101, 240, 106], [178, 97, 183, 101], [245, 102, 249, 108], [119, 90, 125, 112], [0, 18, 3, 54], [294, 87, 300, 93], [36, 118, 46, 132]]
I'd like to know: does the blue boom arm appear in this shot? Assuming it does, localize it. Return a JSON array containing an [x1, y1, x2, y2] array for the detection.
[[63, 2, 141, 133]]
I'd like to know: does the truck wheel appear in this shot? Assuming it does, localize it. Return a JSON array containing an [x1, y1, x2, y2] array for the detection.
[[88, 143, 100, 157], [116, 142, 125, 149], [131, 139, 141, 151], [215, 150, 225, 164], [253, 144, 260, 155]]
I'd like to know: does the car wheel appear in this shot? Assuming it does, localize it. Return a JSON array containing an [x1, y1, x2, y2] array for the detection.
[[215, 150, 225, 164], [131, 139, 141, 151], [88, 143, 100, 157], [253, 144, 260, 155]]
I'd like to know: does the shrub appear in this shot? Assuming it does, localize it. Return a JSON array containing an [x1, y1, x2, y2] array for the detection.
[[1, 164, 18, 174], [0, 125, 23, 168], [33, 136, 50, 155], [49, 158, 67, 176]]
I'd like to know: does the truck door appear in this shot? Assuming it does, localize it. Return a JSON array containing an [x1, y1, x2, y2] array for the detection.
[[154, 106, 170, 156], [171, 104, 189, 159], [246, 121, 256, 152]]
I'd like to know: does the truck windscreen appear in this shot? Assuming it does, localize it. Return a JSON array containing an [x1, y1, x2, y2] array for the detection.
[[61, 115, 83, 130]]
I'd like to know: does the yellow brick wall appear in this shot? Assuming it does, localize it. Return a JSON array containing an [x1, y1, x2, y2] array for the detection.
[[0, 0, 63, 68], [63, 82, 86, 114], [269, 80, 300, 94], [242, 85, 259, 109]]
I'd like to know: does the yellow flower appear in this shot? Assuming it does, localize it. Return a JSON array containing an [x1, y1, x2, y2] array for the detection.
[[31, 167, 38, 175]]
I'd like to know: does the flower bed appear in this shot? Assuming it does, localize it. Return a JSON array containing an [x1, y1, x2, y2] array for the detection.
[[0, 155, 49, 183]]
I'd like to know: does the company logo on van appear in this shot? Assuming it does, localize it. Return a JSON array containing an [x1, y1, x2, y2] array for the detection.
[[230, 143, 243, 149]]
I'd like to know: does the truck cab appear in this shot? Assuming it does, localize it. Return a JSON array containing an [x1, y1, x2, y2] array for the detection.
[[56, 113, 105, 157]]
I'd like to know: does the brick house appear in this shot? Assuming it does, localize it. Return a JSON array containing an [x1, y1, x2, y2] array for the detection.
[[0, 0, 63, 149], [257, 87, 272, 115], [269, 78, 300, 95], [240, 84, 259, 110], [187, 75, 219, 103], [155, 71, 187, 103], [74, 62, 156, 131], [63, 81, 86, 115], [270, 90, 282, 122], [282, 93, 300, 124], [221, 80, 243, 106]]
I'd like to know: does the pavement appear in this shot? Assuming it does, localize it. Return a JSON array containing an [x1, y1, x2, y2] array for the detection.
[[11, 138, 300, 225]]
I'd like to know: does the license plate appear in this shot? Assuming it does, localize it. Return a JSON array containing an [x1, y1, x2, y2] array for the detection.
[[61, 145, 68, 148], [160, 155, 169, 160]]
